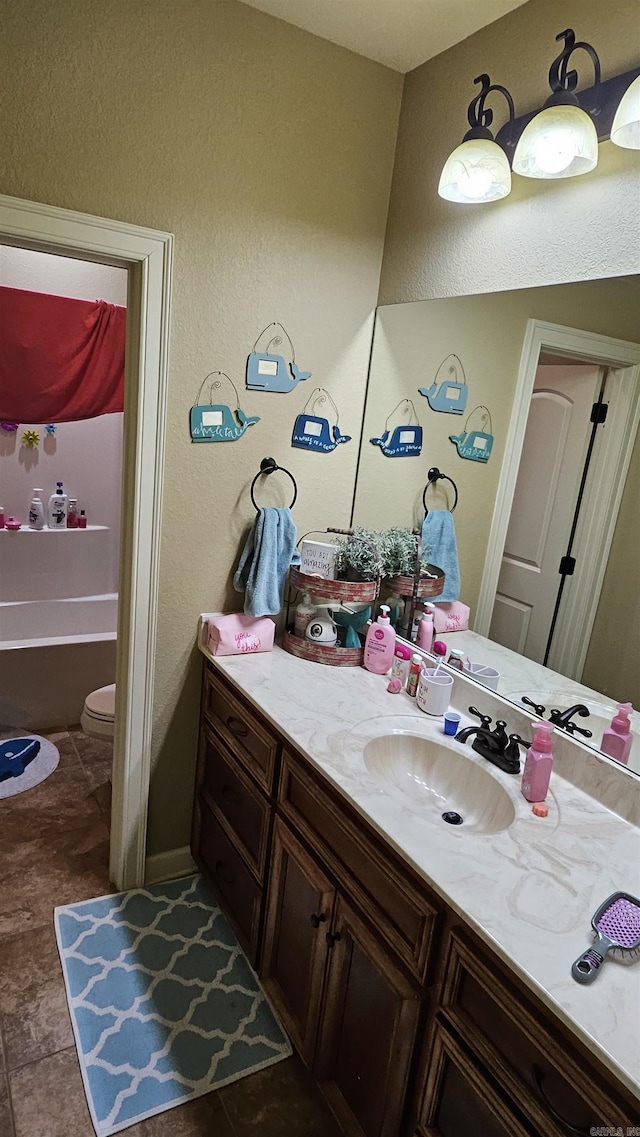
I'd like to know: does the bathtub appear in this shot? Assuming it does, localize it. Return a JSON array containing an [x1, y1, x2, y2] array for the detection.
[[0, 594, 118, 649], [0, 528, 119, 730]]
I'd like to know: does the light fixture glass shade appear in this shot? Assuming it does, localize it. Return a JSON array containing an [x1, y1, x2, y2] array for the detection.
[[611, 74, 640, 149], [438, 138, 511, 203], [512, 104, 598, 178]]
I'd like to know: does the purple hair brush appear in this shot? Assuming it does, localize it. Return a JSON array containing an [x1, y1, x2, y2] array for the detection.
[[572, 892, 640, 984]]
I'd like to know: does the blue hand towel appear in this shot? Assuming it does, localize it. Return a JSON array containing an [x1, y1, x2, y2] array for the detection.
[[233, 507, 300, 617], [421, 510, 460, 603]]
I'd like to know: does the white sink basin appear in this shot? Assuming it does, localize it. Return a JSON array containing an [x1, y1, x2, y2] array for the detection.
[[363, 733, 516, 835]]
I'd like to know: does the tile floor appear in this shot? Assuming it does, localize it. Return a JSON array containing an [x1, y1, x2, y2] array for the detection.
[[0, 727, 342, 1137]]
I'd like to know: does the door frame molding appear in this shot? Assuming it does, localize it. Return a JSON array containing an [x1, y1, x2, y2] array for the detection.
[[0, 193, 173, 890], [476, 319, 640, 680]]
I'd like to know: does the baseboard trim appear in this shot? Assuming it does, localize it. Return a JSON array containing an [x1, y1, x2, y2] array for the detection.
[[144, 845, 196, 886]]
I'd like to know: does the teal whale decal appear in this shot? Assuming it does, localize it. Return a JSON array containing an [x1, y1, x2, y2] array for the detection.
[[190, 403, 260, 442]]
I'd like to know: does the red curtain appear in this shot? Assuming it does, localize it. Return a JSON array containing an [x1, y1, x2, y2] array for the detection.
[[0, 286, 126, 423]]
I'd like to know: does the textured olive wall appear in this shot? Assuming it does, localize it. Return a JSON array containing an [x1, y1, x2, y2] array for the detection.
[[0, 0, 403, 855]]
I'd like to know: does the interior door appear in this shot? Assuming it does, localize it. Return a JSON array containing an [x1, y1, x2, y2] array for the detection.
[[489, 363, 603, 663]]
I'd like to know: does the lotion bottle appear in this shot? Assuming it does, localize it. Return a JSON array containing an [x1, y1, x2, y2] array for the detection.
[[28, 488, 45, 530], [294, 592, 316, 638], [363, 604, 395, 674], [47, 482, 68, 528], [417, 604, 435, 653], [600, 703, 633, 765], [521, 721, 554, 803]]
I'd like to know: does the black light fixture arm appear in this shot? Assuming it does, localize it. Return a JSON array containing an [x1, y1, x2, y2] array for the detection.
[[465, 73, 515, 140], [549, 29, 602, 100]]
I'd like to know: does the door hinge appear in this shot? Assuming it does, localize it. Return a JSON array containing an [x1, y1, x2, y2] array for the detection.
[[559, 555, 576, 576], [590, 402, 608, 424]]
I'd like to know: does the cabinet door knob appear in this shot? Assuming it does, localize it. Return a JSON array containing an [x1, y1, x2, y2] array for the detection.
[[326, 931, 341, 948], [214, 860, 235, 885], [310, 913, 326, 928], [221, 784, 242, 806], [226, 715, 249, 738], [532, 1064, 589, 1135]]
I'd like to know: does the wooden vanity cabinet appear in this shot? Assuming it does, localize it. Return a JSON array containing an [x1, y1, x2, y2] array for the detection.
[[193, 662, 640, 1137], [191, 668, 281, 965]]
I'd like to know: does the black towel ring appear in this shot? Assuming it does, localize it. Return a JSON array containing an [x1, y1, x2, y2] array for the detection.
[[423, 467, 458, 514], [250, 457, 298, 512]]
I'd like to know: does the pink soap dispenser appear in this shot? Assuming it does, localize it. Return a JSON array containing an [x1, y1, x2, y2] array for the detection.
[[521, 721, 554, 803], [363, 604, 396, 674], [600, 703, 633, 765]]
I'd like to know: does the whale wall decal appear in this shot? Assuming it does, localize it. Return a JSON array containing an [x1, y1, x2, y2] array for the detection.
[[448, 429, 493, 463], [370, 424, 423, 457]]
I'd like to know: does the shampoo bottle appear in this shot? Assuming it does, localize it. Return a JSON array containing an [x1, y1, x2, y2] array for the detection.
[[600, 703, 633, 765], [47, 482, 68, 528], [28, 489, 45, 530], [521, 721, 554, 803], [363, 604, 396, 674]]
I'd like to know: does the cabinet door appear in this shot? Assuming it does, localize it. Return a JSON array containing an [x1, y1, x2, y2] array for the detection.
[[418, 1023, 534, 1137], [315, 894, 421, 1137], [261, 817, 336, 1066]]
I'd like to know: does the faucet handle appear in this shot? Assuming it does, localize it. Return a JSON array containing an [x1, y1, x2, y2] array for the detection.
[[468, 706, 492, 729], [564, 721, 593, 739], [522, 695, 546, 716]]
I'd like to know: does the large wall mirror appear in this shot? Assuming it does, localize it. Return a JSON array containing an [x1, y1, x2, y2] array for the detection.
[[352, 276, 640, 775]]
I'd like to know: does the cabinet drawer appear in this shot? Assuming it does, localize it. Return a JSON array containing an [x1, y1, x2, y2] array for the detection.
[[279, 749, 439, 983], [201, 725, 271, 880], [418, 1021, 534, 1137], [198, 796, 262, 964], [440, 929, 637, 1134], [203, 668, 279, 793]]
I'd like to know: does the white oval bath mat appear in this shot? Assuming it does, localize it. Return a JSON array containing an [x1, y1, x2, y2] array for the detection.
[[0, 732, 60, 799]]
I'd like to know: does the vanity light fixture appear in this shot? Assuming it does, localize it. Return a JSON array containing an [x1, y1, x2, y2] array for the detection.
[[512, 30, 600, 179], [439, 29, 640, 203], [438, 73, 514, 203], [611, 73, 640, 149]]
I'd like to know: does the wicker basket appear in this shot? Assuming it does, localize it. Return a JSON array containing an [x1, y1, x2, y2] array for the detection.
[[387, 565, 445, 599]]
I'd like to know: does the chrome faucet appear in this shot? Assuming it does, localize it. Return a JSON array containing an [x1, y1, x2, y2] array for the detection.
[[456, 707, 529, 775]]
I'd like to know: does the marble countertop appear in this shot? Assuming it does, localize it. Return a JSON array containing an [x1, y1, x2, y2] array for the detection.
[[198, 635, 640, 1102]]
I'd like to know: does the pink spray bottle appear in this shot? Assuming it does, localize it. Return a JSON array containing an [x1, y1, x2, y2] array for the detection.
[[521, 720, 554, 803]]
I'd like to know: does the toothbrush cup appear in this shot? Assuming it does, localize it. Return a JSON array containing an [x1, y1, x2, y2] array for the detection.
[[417, 669, 454, 716]]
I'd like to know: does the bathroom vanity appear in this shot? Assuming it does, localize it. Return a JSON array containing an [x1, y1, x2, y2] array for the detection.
[[191, 643, 640, 1137]]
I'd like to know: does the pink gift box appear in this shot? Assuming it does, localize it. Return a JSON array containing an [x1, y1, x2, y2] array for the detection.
[[208, 614, 275, 656], [433, 601, 470, 634]]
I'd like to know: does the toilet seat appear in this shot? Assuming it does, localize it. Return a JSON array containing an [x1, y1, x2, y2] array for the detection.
[[81, 683, 116, 740]]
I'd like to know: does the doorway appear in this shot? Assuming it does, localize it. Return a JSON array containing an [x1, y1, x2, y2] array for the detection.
[[476, 319, 640, 683], [0, 192, 172, 890]]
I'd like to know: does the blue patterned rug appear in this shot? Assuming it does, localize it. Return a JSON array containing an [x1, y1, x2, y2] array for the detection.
[[54, 874, 291, 1136]]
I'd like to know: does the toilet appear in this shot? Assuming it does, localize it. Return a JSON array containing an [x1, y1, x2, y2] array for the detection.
[[81, 683, 116, 741]]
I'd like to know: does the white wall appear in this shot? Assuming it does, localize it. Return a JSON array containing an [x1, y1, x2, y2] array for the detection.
[[0, 247, 126, 594]]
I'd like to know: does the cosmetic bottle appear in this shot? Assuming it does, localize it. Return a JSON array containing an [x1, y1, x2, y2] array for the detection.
[[47, 482, 68, 528], [521, 721, 554, 803], [410, 601, 425, 642], [0, 506, 5, 529], [390, 643, 412, 687], [78, 509, 87, 529], [384, 590, 405, 630], [417, 604, 435, 653], [28, 489, 46, 530], [407, 654, 422, 698], [294, 591, 316, 638], [600, 703, 633, 765], [67, 498, 79, 528], [363, 604, 396, 674], [447, 648, 465, 671]]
